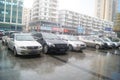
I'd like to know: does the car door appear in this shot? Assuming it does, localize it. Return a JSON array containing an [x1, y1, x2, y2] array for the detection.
[[85, 37, 92, 47], [8, 34, 15, 50], [89, 38, 97, 47]]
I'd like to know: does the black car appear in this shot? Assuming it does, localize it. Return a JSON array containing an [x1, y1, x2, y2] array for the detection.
[[32, 32, 69, 54]]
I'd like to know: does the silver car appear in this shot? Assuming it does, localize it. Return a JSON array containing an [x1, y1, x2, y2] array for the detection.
[[109, 37, 120, 48], [7, 33, 42, 56], [78, 36, 109, 49], [58, 35, 86, 52], [100, 38, 115, 48]]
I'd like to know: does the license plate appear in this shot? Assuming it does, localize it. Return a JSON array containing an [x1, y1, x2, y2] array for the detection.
[[30, 50, 37, 54]]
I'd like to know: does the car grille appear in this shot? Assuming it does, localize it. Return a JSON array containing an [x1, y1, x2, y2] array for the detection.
[[55, 44, 67, 48], [104, 43, 108, 46], [81, 44, 85, 46], [27, 46, 38, 49]]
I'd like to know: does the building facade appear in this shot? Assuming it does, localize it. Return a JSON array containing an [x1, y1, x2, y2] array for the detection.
[[22, 8, 31, 31], [118, 0, 120, 12], [31, 0, 58, 22], [113, 0, 120, 32], [0, 0, 23, 31], [95, 0, 117, 21], [29, 10, 114, 35], [59, 10, 114, 34]]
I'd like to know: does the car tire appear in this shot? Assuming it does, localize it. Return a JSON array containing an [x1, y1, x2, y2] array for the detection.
[[43, 45, 48, 54], [95, 45, 100, 49], [7, 44, 11, 50], [69, 45, 73, 51], [13, 48, 18, 57]]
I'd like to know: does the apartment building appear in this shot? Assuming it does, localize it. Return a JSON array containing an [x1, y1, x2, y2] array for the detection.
[[118, 0, 120, 13], [31, 0, 58, 22], [113, 0, 120, 32], [59, 10, 114, 34], [22, 8, 31, 31], [0, 0, 23, 31], [95, 0, 117, 21]]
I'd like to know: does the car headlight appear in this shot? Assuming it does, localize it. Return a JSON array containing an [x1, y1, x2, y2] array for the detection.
[[107, 43, 111, 46], [114, 43, 118, 46], [38, 46, 42, 49], [20, 46, 27, 49], [47, 43, 55, 47]]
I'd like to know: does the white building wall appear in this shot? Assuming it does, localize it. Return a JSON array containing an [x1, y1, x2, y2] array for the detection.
[[32, 0, 58, 22], [59, 10, 114, 32]]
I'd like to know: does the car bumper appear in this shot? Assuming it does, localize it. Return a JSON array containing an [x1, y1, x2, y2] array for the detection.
[[48, 46, 68, 53], [73, 46, 86, 51], [17, 49, 42, 55]]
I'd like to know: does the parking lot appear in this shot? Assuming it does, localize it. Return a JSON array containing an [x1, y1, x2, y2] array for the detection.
[[0, 41, 120, 80]]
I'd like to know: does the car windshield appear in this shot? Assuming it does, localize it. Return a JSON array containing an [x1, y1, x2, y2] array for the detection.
[[94, 38, 103, 42], [42, 33, 60, 40], [102, 38, 111, 42], [16, 35, 35, 41], [67, 36, 78, 41]]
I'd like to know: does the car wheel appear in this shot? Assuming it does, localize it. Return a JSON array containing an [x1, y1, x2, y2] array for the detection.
[[69, 45, 73, 51], [13, 48, 18, 57], [43, 45, 48, 54], [7, 44, 11, 50], [95, 45, 100, 49]]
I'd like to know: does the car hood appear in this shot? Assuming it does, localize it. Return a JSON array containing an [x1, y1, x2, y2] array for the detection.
[[46, 39, 67, 44], [15, 41, 41, 47]]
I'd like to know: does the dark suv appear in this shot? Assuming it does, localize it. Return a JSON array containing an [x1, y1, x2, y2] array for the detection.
[[32, 32, 69, 54]]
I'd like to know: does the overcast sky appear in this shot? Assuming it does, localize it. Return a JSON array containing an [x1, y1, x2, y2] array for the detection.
[[24, 0, 95, 16]]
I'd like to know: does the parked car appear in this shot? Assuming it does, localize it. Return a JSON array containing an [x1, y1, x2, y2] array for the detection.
[[0, 30, 5, 40], [7, 33, 42, 56], [2, 31, 19, 45], [57, 35, 86, 51], [32, 32, 69, 54], [100, 37, 115, 48], [78, 36, 109, 49], [109, 37, 120, 48]]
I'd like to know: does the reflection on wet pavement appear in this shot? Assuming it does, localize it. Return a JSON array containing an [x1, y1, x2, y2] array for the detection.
[[0, 41, 120, 80]]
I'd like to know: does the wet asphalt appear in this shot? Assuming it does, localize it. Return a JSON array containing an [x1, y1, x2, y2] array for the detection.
[[0, 41, 120, 80]]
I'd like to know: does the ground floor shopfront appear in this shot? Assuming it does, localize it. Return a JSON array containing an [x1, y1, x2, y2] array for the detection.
[[0, 23, 23, 31]]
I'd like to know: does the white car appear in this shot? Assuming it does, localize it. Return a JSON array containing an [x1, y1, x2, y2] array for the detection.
[[7, 33, 42, 56], [2, 31, 19, 45], [57, 35, 86, 52]]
